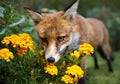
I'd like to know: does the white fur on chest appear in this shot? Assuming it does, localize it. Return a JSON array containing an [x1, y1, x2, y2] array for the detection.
[[68, 33, 80, 50]]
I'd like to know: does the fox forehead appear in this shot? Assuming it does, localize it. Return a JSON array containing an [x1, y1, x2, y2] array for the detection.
[[35, 12, 73, 38]]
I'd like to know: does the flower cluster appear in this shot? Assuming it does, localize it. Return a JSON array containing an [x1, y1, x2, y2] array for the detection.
[[44, 63, 58, 75], [0, 48, 14, 62], [43, 43, 94, 83], [70, 43, 94, 60], [61, 75, 74, 84], [1, 33, 34, 56], [61, 65, 84, 83], [79, 43, 94, 55], [70, 50, 80, 59]]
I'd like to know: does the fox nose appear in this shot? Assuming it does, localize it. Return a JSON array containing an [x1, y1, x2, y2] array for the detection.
[[47, 57, 55, 63]]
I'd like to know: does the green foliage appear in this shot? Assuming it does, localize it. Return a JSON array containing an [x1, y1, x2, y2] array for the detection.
[[0, 4, 39, 83], [0, 2, 34, 32], [86, 52, 120, 84], [0, 5, 38, 47], [0, 48, 39, 84]]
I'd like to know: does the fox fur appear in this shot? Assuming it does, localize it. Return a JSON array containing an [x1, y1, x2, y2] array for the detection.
[[24, 0, 114, 83]]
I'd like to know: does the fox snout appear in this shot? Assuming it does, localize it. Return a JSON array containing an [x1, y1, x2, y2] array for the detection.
[[45, 51, 61, 63], [47, 57, 55, 63]]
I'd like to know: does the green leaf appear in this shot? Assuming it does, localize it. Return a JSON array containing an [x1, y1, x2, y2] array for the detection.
[[0, 28, 6, 35], [22, 26, 34, 32], [0, 6, 5, 17], [8, 16, 25, 27]]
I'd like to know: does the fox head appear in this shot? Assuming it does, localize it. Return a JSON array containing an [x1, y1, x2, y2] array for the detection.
[[25, 0, 79, 63]]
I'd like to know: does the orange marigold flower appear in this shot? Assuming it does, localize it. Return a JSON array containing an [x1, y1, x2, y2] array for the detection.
[[0, 48, 14, 62], [18, 33, 34, 52], [17, 47, 27, 56], [44, 64, 58, 75], [1, 34, 20, 48], [1, 33, 34, 56]]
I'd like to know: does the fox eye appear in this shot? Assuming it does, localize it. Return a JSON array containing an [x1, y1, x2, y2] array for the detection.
[[57, 36, 65, 43], [40, 38, 47, 43]]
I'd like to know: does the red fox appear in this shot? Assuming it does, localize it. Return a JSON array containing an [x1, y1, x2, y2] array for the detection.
[[24, 0, 114, 83]]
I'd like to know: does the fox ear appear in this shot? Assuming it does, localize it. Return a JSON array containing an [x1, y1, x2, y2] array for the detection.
[[24, 7, 42, 24], [64, 0, 79, 20]]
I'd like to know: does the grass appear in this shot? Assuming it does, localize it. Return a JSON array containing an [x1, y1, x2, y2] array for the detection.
[[86, 52, 120, 84]]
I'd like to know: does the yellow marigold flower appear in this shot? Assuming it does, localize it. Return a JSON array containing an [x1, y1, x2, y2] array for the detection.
[[0, 48, 14, 62], [61, 75, 74, 84], [1, 34, 20, 48], [18, 33, 34, 52], [1, 36, 10, 45], [79, 43, 94, 55], [70, 50, 80, 59], [65, 65, 84, 81], [39, 49, 44, 55], [10, 35, 21, 48], [17, 47, 27, 56], [44, 64, 58, 75], [1, 33, 34, 56]]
